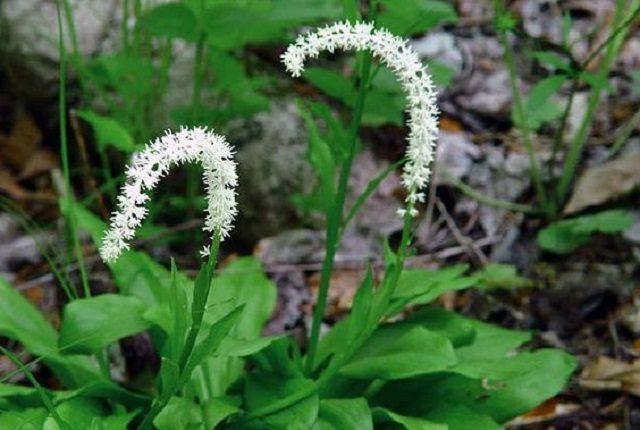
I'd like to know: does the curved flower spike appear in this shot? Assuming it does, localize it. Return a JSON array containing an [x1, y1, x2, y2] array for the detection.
[[100, 127, 238, 263], [282, 21, 440, 217]]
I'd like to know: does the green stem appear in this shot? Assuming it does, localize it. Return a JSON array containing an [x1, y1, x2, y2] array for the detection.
[[556, 0, 636, 204], [57, 2, 91, 298], [304, 51, 373, 375], [494, 0, 549, 216], [605, 105, 640, 160], [446, 174, 538, 214], [243, 209, 415, 425], [137, 235, 221, 430]]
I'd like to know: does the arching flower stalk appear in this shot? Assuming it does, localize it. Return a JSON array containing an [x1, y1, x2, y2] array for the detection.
[[99, 127, 238, 263], [282, 21, 440, 217]]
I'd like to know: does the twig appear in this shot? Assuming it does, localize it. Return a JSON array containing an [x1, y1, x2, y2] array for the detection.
[[70, 111, 109, 220], [436, 199, 488, 265]]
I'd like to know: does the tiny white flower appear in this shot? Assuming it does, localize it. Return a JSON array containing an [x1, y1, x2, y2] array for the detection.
[[282, 21, 440, 215], [100, 126, 238, 263]]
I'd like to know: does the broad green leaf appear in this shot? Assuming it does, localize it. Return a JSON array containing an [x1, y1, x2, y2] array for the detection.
[[0, 277, 58, 356], [340, 325, 457, 380], [389, 265, 477, 314], [313, 398, 373, 430], [371, 349, 576, 424], [216, 336, 281, 357], [244, 372, 319, 430], [43, 397, 106, 430], [210, 50, 271, 119], [453, 318, 531, 364], [0, 408, 48, 430], [0, 278, 102, 387], [404, 307, 476, 348], [182, 305, 244, 383], [372, 407, 446, 430], [154, 397, 202, 430], [427, 60, 455, 88], [76, 110, 136, 152], [538, 210, 634, 254], [532, 51, 571, 72], [377, 0, 458, 36], [512, 75, 566, 130], [346, 268, 374, 345], [203, 0, 341, 50], [304, 67, 405, 126], [90, 412, 138, 430], [68, 201, 183, 307], [200, 257, 276, 396], [426, 405, 501, 430], [138, 2, 198, 41], [474, 264, 532, 290], [59, 294, 152, 354], [202, 396, 241, 429]]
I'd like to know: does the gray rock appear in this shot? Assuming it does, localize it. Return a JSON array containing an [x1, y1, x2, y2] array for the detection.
[[233, 101, 314, 244], [623, 211, 640, 246], [435, 131, 481, 182], [0, 0, 120, 101]]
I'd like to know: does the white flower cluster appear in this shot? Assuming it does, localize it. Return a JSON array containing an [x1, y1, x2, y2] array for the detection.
[[100, 127, 238, 263], [282, 21, 440, 217]]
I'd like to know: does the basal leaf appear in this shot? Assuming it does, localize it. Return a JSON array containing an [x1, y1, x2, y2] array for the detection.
[[59, 294, 152, 355], [76, 110, 136, 153], [138, 2, 198, 41], [313, 398, 373, 430], [538, 210, 634, 254], [377, 0, 458, 36], [372, 407, 446, 430], [340, 325, 457, 380]]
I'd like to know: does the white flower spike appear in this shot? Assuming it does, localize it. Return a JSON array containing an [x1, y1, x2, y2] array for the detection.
[[282, 21, 440, 215], [100, 127, 238, 263]]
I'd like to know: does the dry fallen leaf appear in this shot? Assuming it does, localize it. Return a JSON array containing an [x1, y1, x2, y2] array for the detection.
[[565, 153, 640, 214], [309, 269, 365, 317], [579, 356, 640, 397], [1, 112, 42, 170], [19, 149, 58, 180], [507, 397, 580, 427]]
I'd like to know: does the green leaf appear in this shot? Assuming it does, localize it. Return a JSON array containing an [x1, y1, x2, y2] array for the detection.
[[313, 398, 373, 430], [244, 372, 319, 430], [76, 110, 136, 153], [138, 2, 198, 41], [340, 325, 457, 380], [512, 75, 566, 130], [0, 277, 58, 357], [0, 408, 48, 430], [532, 51, 572, 72], [0, 278, 102, 388], [404, 307, 476, 348], [346, 268, 374, 345], [474, 264, 532, 290], [372, 407, 446, 430], [202, 396, 241, 429], [538, 210, 634, 254], [90, 412, 138, 430], [59, 294, 151, 355], [371, 349, 576, 424], [154, 397, 202, 430], [377, 0, 458, 36], [303, 67, 405, 126], [200, 257, 277, 396], [426, 405, 501, 430], [389, 265, 477, 314], [203, 0, 341, 50], [67, 202, 182, 307], [427, 60, 455, 88], [182, 305, 244, 383], [43, 397, 106, 430]]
